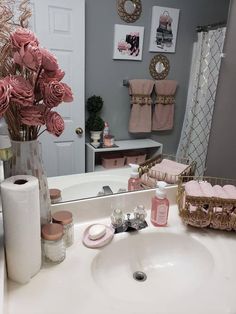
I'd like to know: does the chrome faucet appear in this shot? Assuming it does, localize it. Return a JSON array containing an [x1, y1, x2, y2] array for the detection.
[[102, 185, 113, 195], [111, 205, 148, 234], [97, 185, 113, 196]]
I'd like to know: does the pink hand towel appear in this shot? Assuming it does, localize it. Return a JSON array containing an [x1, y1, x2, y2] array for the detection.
[[152, 80, 177, 131], [223, 185, 236, 199], [150, 159, 189, 183], [199, 181, 215, 198], [212, 185, 229, 199], [184, 180, 204, 197], [140, 173, 156, 188], [128, 79, 154, 133]]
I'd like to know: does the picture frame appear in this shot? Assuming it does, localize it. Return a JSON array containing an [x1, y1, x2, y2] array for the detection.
[[149, 6, 180, 53], [113, 24, 144, 60]]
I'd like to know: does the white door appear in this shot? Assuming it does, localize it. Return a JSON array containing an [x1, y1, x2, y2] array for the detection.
[[30, 0, 85, 177]]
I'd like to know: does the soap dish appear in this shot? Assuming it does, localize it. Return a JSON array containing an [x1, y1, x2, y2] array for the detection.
[[82, 224, 115, 249]]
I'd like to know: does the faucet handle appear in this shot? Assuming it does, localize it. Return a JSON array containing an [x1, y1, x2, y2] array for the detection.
[[111, 208, 125, 228], [134, 205, 147, 222]]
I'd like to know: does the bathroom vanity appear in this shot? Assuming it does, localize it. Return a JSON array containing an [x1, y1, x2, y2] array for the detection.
[[3, 187, 236, 314]]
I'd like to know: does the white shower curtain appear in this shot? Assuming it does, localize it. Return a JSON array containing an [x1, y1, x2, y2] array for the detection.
[[176, 27, 226, 175]]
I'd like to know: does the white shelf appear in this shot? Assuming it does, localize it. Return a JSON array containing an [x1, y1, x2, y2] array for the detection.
[[86, 139, 161, 152], [86, 139, 163, 172]]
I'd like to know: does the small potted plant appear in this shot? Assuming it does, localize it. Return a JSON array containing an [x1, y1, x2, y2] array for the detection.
[[86, 95, 104, 147]]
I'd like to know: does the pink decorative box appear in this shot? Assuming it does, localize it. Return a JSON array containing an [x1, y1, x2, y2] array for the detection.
[[102, 156, 125, 169], [125, 154, 146, 165]]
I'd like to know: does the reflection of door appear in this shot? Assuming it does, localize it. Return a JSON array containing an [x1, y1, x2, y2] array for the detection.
[[30, 0, 85, 177]]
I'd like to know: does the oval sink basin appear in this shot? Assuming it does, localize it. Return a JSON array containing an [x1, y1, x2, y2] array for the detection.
[[62, 174, 127, 200], [92, 231, 214, 305]]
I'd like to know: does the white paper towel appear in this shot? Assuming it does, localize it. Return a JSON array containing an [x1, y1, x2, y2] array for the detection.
[[1, 175, 41, 284]]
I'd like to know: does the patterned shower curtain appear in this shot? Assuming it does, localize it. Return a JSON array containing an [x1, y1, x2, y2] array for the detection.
[[176, 27, 226, 175]]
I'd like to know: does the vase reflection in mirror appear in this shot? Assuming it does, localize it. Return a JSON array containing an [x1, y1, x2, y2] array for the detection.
[[6, 140, 51, 225], [90, 131, 102, 148]]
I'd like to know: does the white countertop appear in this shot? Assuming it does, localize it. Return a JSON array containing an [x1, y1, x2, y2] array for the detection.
[[4, 187, 236, 314]]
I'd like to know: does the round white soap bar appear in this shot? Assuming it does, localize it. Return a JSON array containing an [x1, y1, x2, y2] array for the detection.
[[88, 224, 106, 240]]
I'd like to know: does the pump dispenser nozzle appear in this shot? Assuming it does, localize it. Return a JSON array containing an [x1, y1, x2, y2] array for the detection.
[[128, 163, 141, 191], [155, 181, 167, 199], [129, 163, 140, 178], [157, 181, 167, 189]]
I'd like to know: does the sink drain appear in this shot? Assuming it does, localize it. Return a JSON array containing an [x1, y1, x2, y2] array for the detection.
[[133, 271, 147, 282]]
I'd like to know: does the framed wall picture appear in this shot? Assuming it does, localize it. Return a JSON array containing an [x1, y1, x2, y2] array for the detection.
[[113, 24, 144, 60], [149, 6, 180, 53]]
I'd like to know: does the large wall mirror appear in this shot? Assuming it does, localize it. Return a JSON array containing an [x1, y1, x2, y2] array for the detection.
[[1, 0, 231, 204]]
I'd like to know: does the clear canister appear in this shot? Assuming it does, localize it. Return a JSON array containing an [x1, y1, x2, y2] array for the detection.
[[41, 223, 66, 264], [52, 211, 74, 247]]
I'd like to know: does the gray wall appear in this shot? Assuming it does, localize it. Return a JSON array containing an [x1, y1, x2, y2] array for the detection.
[[85, 0, 229, 154], [206, 0, 236, 179]]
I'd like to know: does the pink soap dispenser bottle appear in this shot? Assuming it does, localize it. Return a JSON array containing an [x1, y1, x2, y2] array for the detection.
[[128, 164, 141, 191], [151, 181, 169, 227]]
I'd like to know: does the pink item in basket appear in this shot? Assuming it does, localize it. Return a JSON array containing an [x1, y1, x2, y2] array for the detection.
[[199, 181, 215, 197], [140, 173, 156, 188], [212, 185, 229, 199], [223, 185, 236, 199], [184, 180, 204, 197], [102, 156, 125, 169], [150, 159, 189, 183]]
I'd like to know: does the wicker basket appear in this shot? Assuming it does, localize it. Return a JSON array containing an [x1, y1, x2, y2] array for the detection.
[[177, 176, 236, 231], [138, 154, 196, 185]]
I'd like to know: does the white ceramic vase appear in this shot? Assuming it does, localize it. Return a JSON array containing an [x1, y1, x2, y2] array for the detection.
[[90, 131, 102, 147], [8, 140, 51, 225]]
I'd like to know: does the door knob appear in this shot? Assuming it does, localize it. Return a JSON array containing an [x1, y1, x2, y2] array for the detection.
[[75, 127, 83, 135]]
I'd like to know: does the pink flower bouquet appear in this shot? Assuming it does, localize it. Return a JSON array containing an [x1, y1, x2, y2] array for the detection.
[[0, 1, 73, 141]]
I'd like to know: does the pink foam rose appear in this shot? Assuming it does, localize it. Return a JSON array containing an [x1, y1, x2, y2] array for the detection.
[[13, 44, 42, 71], [10, 28, 39, 49], [6, 75, 34, 106], [43, 81, 65, 108], [38, 69, 65, 91], [61, 83, 73, 102], [20, 106, 45, 126], [43, 69, 65, 81], [0, 79, 12, 117], [40, 48, 58, 71], [45, 111, 64, 137]]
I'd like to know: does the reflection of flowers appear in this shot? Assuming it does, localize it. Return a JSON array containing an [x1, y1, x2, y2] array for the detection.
[[0, 2, 73, 140], [45, 111, 65, 137], [117, 32, 140, 56]]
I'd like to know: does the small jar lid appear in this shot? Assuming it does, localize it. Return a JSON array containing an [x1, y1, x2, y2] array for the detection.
[[49, 188, 61, 200], [41, 223, 63, 241], [52, 210, 73, 225]]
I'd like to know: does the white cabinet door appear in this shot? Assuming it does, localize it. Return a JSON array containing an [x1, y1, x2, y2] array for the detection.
[[30, 0, 85, 176]]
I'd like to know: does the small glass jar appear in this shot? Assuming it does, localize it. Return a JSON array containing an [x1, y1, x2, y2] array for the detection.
[[49, 188, 62, 204], [41, 223, 66, 264], [52, 211, 74, 247]]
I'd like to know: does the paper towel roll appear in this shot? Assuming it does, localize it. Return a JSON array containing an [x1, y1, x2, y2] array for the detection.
[[1, 175, 41, 284]]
